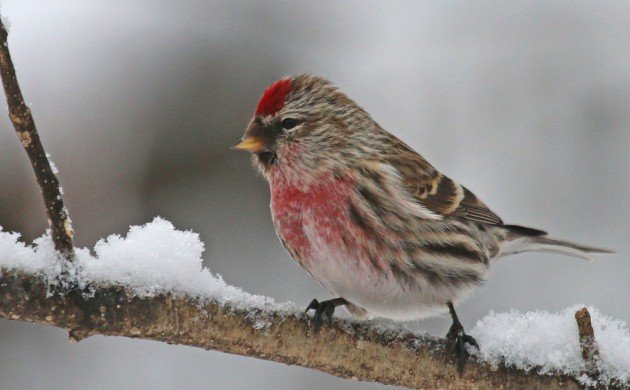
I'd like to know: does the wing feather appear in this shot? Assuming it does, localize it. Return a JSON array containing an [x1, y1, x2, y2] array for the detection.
[[384, 142, 503, 225]]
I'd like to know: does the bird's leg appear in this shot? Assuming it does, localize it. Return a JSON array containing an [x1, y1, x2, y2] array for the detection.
[[305, 298, 347, 332], [445, 302, 479, 375]]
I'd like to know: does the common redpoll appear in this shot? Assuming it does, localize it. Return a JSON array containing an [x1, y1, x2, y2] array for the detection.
[[233, 74, 611, 370]]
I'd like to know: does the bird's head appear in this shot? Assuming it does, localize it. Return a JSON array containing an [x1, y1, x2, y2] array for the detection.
[[233, 74, 376, 177]]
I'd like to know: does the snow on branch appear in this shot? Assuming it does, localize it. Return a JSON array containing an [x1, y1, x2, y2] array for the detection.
[[1, 219, 629, 389]]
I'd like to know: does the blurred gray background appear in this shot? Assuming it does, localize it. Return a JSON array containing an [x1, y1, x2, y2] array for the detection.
[[0, 1, 628, 389]]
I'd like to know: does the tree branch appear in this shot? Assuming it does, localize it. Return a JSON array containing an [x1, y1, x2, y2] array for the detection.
[[0, 269, 580, 389], [0, 17, 74, 258]]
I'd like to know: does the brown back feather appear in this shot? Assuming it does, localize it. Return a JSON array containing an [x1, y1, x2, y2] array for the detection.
[[385, 141, 503, 225]]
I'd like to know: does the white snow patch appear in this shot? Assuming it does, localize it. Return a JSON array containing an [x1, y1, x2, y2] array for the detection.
[[0, 217, 296, 314], [471, 306, 630, 387], [0, 9, 10, 34], [0, 229, 63, 277], [46, 153, 59, 174]]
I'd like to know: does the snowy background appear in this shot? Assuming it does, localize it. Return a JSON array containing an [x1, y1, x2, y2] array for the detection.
[[0, 1, 628, 389]]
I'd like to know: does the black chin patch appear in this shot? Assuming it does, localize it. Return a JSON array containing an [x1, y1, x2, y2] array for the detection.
[[257, 151, 277, 166]]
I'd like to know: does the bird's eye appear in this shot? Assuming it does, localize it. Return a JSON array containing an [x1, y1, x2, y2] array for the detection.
[[281, 118, 298, 130]]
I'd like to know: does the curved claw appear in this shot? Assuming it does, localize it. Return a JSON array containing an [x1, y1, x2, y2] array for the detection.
[[304, 298, 347, 333], [446, 326, 479, 376], [305, 299, 320, 313]]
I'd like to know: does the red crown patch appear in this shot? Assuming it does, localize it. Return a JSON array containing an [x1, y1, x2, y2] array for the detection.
[[255, 79, 292, 116]]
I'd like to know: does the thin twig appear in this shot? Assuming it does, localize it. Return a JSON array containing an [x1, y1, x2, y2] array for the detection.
[[575, 307, 600, 375], [0, 17, 74, 258]]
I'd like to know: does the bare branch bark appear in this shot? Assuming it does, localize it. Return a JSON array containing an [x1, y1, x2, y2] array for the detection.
[[0, 18, 74, 258], [0, 269, 581, 389], [575, 307, 600, 377]]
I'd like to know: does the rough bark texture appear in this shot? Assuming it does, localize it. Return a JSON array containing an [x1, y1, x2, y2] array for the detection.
[[0, 18, 74, 257], [575, 307, 600, 377], [0, 269, 581, 389]]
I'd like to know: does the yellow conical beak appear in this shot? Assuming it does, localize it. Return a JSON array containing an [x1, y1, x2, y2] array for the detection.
[[231, 136, 267, 154]]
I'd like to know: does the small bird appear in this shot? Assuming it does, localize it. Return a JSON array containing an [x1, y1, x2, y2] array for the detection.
[[233, 74, 610, 370]]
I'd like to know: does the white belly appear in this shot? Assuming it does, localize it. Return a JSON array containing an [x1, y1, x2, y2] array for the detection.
[[300, 220, 485, 321]]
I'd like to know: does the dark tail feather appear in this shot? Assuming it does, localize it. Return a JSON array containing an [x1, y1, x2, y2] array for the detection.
[[499, 224, 614, 260], [501, 224, 547, 237]]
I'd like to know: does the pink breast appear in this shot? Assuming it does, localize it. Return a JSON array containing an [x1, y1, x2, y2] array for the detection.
[[268, 170, 390, 277], [269, 171, 354, 262]]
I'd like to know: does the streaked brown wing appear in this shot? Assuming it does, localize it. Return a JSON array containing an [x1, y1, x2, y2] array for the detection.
[[386, 145, 503, 225]]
